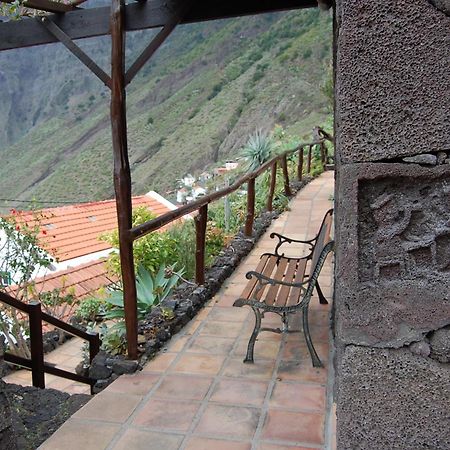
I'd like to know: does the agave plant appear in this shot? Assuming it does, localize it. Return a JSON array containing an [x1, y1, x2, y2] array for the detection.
[[104, 264, 184, 322], [241, 130, 275, 172]]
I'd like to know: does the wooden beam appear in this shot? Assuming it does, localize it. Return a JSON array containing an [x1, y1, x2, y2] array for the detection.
[[110, 0, 138, 359], [0, 0, 319, 51], [39, 16, 112, 88]]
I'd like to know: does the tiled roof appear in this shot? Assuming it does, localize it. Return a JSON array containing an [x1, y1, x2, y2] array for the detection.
[[14, 194, 175, 262], [24, 259, 117, 302]]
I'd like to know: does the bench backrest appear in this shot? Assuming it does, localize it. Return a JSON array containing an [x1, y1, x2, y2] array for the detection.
[[310, 208, 333, 272]]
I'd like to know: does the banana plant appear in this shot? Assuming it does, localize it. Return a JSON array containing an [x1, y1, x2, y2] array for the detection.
[[104, 264, 183, 322]]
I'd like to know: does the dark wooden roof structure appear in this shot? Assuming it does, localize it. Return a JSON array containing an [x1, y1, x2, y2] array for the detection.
[[0, 0, 332, 358]]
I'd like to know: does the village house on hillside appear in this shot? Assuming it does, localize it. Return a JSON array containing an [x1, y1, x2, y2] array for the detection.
[[0, 191, 177, 302]]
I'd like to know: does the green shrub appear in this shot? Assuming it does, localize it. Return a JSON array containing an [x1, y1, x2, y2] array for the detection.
[[76, 297, 106, 322]]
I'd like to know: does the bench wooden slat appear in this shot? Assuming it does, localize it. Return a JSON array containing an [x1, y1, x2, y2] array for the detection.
[[287, 258, 308, 306], [275, 258, 298, 307], [310, 214, 332, 272], [264, 257, 288, 306], [241, 254, 277, 300]]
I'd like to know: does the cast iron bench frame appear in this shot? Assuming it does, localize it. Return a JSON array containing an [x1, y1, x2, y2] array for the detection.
[[233, 209, 334, 368]]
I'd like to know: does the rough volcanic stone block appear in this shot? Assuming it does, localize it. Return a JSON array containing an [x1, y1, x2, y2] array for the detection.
[[337, 346, 450, 450], [335, 0, 450, 163], [335, 163, 450, 346]]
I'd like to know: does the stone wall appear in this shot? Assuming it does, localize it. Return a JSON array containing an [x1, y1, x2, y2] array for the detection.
[[334, 1, 450, 448]]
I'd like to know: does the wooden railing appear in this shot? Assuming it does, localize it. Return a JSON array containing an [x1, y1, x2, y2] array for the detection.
[[132, 136, 332, 283], [121, 129, 333, 357], [0, 291, 100, 393]]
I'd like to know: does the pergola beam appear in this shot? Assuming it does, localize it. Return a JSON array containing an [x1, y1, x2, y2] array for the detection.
[[0, 0, 320, 52]]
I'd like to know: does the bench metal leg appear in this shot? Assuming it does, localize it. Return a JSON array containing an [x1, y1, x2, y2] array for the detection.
[[244, 306, 261, 363], [302, 306, 323, 368], [316, 281, 328, 305]]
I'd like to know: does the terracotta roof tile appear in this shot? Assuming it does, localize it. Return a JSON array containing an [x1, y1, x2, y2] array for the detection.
[[11, 195, 175, 262], [8, 259, 117, 304]]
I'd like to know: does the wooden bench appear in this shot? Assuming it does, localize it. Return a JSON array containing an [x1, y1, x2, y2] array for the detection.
[[233, 209, 334, 368]]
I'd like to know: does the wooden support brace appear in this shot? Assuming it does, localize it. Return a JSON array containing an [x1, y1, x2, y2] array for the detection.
[[245, 178, 256, 237], [281, 154, 292, 197], [125, 0, 195, 85], [298, 146, 304, 181], [267, 162, 277, 212], [307, 145, 313, 174], [195, 204, 208, 285], [39, 17, 112, 89]]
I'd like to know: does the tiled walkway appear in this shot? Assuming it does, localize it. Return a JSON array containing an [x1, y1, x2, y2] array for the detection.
[[40, 171, 335, 450]]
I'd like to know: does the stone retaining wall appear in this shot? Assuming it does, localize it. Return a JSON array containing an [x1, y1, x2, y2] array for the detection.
[[334, 1, 450, 448]]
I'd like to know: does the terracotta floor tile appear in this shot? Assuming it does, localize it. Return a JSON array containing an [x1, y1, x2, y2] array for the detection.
[[165, 334, 190, 352], [195, 404, 260, 438], [185, 436, 251, 450], [207, 307, 249, 322], [107, 373, 160, 396], [133, 398, 201, 431], [112, 428, 183, 450], [234, 339, 281, 361], [258, 444, 317, 450], [198, 321, 243, 338], [153, 374, 213, 400], [187, 335, 236, 355], [282, 341, 329, 363], [276, 360, 327, 384], [171, 354, 226, 375], [73, 392, 142, 423], [39, 419, 119, 450], [261, 410, 324, 445], [214, 294, 240, 307], [222, 358, 275, 380], [270, 382, 326, 412], [142, 352, 177, 373], [210, 378, 269, 407]]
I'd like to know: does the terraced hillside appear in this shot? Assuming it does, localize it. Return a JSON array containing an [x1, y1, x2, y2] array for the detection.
[[0, 8, 332, 209]]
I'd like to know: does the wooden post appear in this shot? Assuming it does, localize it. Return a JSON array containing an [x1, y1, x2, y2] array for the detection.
[[28, 301, 45, 389], [267, 162, 277, 212], [245, 178, 255, 236], [297, 146, 304, 181], [281, 154, 292, 197], [307, 144, 313, 174], [111, 0, 138, 359], [195, 204, 208, 285]]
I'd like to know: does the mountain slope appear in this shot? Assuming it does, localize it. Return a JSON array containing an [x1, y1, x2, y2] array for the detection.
[[0, 9, 332, 208]]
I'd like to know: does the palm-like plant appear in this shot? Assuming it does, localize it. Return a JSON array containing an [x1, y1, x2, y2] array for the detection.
[[241, 130, 275, 172], [104, 264, 183, 322]]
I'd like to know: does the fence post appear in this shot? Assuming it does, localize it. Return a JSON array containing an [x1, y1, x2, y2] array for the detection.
[[195, 204, 208, 285], [281, 154, 292, 197], [267, 162, 277, 212], [245, 178, 255, 237], [297, 146, 304, 181], [87, 331, 101, 363], [28, 301, 45, 389], [307, 144, 313, 174]]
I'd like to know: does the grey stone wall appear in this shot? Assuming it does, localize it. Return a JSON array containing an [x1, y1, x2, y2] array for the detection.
[[334, 1, 450, 448]]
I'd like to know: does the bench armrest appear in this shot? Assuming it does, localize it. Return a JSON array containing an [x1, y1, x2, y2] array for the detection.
[[269, 232, 315, 258]]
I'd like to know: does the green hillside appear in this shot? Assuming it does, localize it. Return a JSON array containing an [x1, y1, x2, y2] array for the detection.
[[0, 9, 332, 209]]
